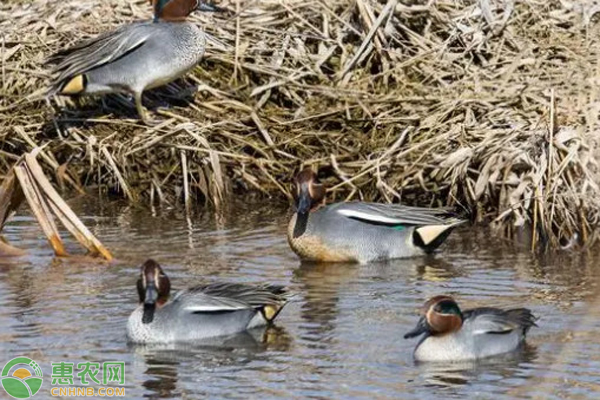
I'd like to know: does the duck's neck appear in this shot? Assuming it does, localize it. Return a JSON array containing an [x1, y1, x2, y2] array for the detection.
[[293, 211, 309, 238]]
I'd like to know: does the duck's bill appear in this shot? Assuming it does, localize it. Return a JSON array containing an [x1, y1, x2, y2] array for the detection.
[[142, 282, 158, 324], [145, 281, 158, 304], [197, 1, 226, 12], [142, 303, 156, 324], [404, 316, 429, 339], [296, 186, 312, 214]]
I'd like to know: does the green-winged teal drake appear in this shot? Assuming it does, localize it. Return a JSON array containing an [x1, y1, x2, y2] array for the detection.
[[404, 296, 537, 362], [127, 259, 290, 343], [287, 168, 465, 263], [47, 0, 223, 125]]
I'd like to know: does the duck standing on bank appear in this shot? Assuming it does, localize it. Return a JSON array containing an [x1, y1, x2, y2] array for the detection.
[[47, 0, 223, 125], [404, 296, 537, 362], [287, 168, 465, 263], [127, 259, 291, 343]]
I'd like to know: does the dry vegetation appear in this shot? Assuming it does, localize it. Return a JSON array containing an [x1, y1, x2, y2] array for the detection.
[[1, 0, 599, 249]]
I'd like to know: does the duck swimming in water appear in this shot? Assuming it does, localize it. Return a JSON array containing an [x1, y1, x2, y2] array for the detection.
[[47, 0, 223, 125], [127, 259, 291, 343], [404, 296, 537, 362], [287, 167, 465, 263]]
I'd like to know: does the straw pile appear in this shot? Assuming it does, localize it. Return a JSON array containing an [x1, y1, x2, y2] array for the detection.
[[1, 0, 599, 249]]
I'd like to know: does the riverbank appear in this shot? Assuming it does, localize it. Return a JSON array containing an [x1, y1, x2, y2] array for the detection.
[[1, 0, 599, 249]]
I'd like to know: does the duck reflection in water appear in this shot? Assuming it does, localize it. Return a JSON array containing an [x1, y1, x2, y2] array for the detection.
[[293, 256, 461, 343], [133, 326, 293, 399], [293, 262, 358, 342]]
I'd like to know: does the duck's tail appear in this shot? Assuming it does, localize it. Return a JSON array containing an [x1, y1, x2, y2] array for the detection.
[[413, 219, 467, 253], [504, 308, 539, 335], [258, 285, 293, 323]]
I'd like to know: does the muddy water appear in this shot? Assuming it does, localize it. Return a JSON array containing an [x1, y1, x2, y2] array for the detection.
[[1, 198, 600, 399]]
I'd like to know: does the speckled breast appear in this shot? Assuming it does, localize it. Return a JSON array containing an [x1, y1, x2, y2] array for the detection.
[[287, 213, 357, 262]]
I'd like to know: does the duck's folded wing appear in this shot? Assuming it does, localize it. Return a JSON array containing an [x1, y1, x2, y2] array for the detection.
[[47, 22, 153, 92], [465, 308, 538, 335], [173, 282, 289, 313], [334, 202, 462, 226]]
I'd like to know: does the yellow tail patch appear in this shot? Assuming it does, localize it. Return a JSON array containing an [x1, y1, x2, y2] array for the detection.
[[61, 74, 85, 94], [262, 304, 280, 321], [415, 225, 451, 246]]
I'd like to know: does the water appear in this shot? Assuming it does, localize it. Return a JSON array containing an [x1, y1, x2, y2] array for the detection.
[[1, 197, 600, 399]]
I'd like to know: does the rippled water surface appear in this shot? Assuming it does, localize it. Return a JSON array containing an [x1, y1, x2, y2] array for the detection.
[[1, 197, 600, 399]]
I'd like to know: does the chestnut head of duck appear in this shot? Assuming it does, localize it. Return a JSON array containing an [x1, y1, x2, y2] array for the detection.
[[151, 0, 225, 22], [404, 295, 464, 339], [293, 167, 326, 215], [136, 259, 171, 324]]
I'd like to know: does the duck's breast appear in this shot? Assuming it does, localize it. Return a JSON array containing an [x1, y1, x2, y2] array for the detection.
[[287, 209, 358, 262], [414, 331, 476, 362]]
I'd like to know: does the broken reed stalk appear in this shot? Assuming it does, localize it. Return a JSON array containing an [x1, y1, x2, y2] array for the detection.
[[1, 0, 599, 250], [23, 153, 113, 260], [0, 165, 27, 256], [14, 161, 68, 256], [0, 152, 113, 260]]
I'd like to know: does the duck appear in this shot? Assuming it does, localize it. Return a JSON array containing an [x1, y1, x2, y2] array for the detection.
[[46, 0, 223, 125], [404, 295, 537, 362], [287, 167, 465, 263], [127, 259, 291, 343]]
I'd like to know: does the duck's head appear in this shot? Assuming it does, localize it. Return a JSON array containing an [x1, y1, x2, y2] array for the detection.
[[136, 259, 171, 324], [294, 167, 325, 215], [152, 0, 225, 22], [404, 295, 464, 339]]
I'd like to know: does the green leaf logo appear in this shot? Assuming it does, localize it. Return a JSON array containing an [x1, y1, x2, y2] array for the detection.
[[1, 357, 43, 399]]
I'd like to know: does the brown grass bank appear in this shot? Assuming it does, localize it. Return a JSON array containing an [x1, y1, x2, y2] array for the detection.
[[1, 0, 599, 249]]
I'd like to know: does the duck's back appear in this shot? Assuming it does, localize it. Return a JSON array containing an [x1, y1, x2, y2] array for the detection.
[[321, 203, 419, 260]]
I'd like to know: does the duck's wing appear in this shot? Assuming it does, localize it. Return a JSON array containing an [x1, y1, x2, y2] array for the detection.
[[173, 282, 289, 314], [465, 307, 538, 335], [47, 22, 154, 94], [333, 202, 463, 227]]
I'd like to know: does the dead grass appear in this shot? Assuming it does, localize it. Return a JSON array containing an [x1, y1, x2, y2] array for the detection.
[[1, 0, 599, 249]]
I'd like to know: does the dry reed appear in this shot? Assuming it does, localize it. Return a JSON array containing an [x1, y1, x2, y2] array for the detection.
[[1, 0, 599, 249]]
